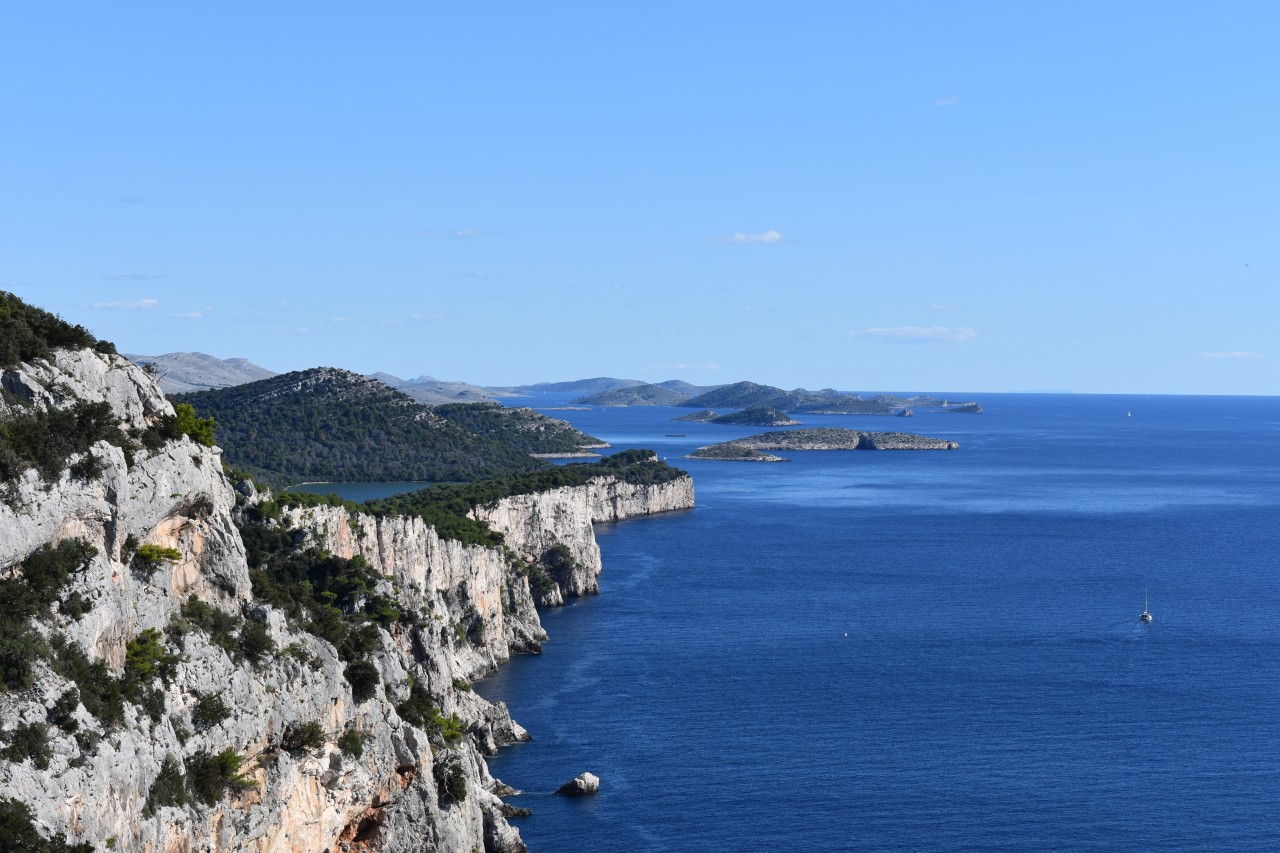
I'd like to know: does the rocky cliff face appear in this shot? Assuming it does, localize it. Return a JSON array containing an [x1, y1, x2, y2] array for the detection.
[[470, 477, 695, 605], [0, 349, 693, 852]]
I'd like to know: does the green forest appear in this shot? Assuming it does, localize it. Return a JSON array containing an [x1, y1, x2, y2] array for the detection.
[[177, 369, 548, 487]]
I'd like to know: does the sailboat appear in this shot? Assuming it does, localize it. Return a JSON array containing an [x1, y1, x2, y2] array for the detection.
[[1139, 590, 1152, 623]]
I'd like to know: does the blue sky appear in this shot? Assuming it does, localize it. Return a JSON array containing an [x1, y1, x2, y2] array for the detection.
[[3, 2, 1275, 394]]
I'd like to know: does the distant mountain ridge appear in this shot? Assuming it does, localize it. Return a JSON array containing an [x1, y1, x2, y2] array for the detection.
[[518, 377, 646, 395], [125, 351, 276, 394], [680, 381, 850, 411], [370, 372, 523, 405], [571, 380, 725, 407]]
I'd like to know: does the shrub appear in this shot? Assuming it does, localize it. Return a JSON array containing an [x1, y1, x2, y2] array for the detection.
[[397, 678, 466, 746], [186, 748, 255, 806], [0, 797, 93, 853], [176, 595, 240, 657], [144, 755, 188, 814], [123, 628, 179, 701], [133, 544, 182, 573], [338, 729, 364, 758], [433, 756, 467, 805], [47, 689, 80, 733], [50, 635, 124, 729], [281, 721, 326, 753], [452, 677, 472, 693], [2, 722, 52, 770], [191, 693, 230, 732], [237, 619, 275, 667], [344, 660, 380, 704]]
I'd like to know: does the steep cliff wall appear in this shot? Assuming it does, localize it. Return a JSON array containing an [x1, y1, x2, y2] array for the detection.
[[471, 477, 695, 604], [0, 348, 693, 853]]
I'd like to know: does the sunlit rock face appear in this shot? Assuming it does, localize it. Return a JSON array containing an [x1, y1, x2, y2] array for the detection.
[[1, 348, 692, 852]]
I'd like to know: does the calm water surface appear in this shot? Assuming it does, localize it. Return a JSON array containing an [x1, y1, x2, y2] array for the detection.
[[473, 394, 1280, 852]]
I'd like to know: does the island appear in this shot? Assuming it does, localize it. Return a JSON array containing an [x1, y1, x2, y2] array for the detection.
[[688, 427, 959, 461], [673, 406, 801, 426]]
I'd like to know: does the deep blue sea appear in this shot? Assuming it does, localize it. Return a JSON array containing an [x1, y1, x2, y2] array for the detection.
[[317, 394, 1280, 851], [477, 394, 1280, 852]]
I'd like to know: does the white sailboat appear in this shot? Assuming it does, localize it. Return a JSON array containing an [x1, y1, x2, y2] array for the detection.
[[1139, 590, 1152, 623]]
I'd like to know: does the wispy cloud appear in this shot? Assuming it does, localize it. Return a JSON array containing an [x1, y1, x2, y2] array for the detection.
[[412, 228, 491, 239], [93, 298, 159, 310], [463, 271, 489, 280], [851, 326, 979, 343], [103, 272, 167, 281], [934, 97, 959, 107], [930, 303, 960, 312], [713, 230, 785, 245], [172, 311, 203, 319], [1202, 351, 1262, 360]]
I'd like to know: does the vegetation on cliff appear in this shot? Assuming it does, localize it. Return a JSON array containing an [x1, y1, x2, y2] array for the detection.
[[0, 290, 115, 369], [360, 449, 689, 548], [176, 368, 547, 487]]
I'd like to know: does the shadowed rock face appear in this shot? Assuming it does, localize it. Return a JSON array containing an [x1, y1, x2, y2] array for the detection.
[[1, 347, 693, 852]]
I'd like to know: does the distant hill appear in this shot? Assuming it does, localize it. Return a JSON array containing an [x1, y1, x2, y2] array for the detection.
[[125, 352, 276, 394], [573, 383, 692, 407], [679, 381, 843, 411], [704, 406, 801, 426], [517, 377, 645, 395], [572, 379, 725, 407], [430, 402, 607, 454], [370, 372, 523, 405], [656, 379, 723, 396], [175, 368, 546, 486]]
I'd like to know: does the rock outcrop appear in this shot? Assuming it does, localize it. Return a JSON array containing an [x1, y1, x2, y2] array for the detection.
[[555, 772, 599, 796], [0, 348, 693, 852]]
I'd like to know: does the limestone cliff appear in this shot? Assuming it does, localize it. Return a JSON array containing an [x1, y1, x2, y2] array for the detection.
[[0, 349, 693, 852]]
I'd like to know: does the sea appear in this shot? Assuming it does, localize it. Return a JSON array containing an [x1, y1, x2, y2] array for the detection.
[[304, 394, 1280, 852]]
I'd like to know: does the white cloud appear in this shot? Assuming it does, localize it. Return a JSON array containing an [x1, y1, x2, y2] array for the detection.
[[713, 230, 785, 244], [930, 303, 960, 312], [1202, 351, 1262, 360], [934, 97, 959, 107], [93, 298, 159, 310], [851, 326, 979, 343], [172, 311, 203, 319]]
